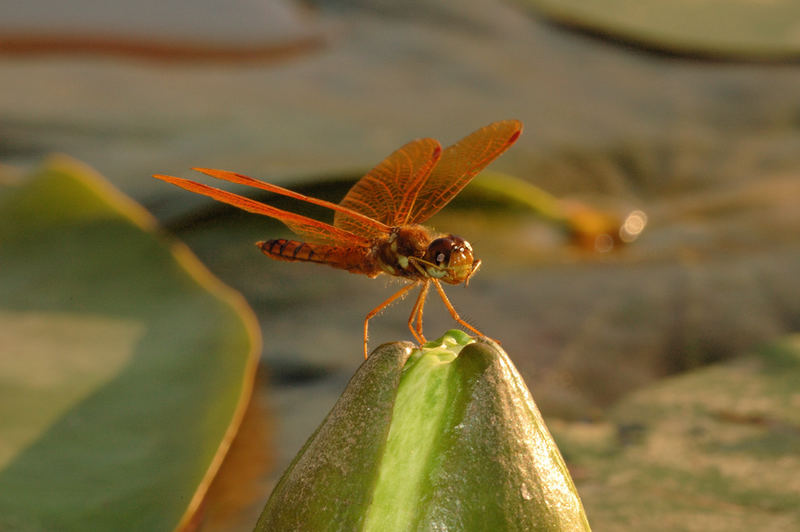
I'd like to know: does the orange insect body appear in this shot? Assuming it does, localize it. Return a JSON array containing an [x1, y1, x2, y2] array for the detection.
[[260, 238, 376, 275], [155, 119, 523, 358]]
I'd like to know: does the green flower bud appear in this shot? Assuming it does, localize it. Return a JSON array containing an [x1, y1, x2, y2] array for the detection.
[[256, 330, 590, 531]]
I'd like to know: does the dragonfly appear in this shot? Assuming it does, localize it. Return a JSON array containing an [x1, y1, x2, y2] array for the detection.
[[154, 119, 522, 358]]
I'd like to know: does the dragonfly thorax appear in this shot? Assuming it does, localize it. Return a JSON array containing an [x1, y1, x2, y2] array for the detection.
[[374, 225, 431, 279]]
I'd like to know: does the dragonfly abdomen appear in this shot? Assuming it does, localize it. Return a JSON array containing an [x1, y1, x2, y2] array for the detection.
[[258, 239, 379, 276]]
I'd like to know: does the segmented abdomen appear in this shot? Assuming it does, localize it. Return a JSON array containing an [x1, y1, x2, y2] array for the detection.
[[257, 239, 379, 277]]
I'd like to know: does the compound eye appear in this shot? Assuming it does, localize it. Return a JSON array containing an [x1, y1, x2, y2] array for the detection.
[[425, 238, 452, 266], [424, 235, 476, 283]]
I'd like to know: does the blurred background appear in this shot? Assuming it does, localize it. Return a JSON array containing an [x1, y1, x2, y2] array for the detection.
[[2, 0, 800, 530]]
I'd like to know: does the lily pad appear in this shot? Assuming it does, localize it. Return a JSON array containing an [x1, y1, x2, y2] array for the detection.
[[524, 0, 800, 60], [557, 335, 800, 530], [0, 156, 260, 531]]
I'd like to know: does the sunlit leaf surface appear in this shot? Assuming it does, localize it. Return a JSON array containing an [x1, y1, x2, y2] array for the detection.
[[0, 157, 259, 531]]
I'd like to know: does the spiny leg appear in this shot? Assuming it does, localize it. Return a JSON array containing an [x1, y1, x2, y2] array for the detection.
[[408, 281, 430, 346], [431, 279, 487, 339], [363, 281, 420, 359]]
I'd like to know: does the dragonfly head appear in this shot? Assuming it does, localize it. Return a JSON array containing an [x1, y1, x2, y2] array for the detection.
[[423, 235, 479, 285]]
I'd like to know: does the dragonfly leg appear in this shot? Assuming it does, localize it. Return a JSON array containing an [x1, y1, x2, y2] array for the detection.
[[431, 279, 487, 339], [408, 281, 430, 346], [363, 281, 419, 359]]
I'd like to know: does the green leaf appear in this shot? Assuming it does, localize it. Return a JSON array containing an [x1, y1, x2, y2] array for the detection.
[[0, 156, 260, 531], [257, 330, 590, 531], [524, 0, 800, 59], [559, 335, 800, 530]]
